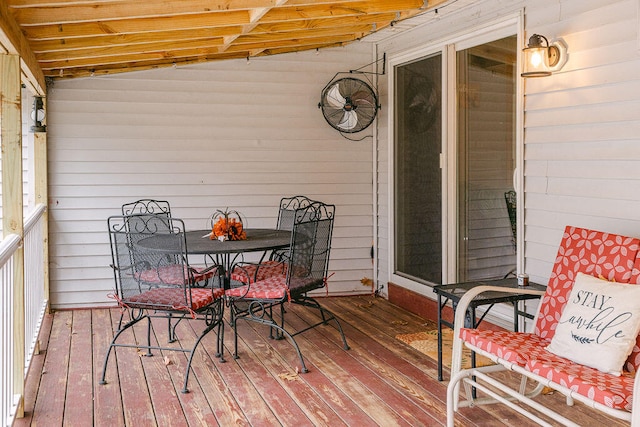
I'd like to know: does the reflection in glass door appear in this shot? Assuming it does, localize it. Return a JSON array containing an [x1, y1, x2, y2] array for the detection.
[[394, 54, 442, 284], [456, 36, 517, 281]]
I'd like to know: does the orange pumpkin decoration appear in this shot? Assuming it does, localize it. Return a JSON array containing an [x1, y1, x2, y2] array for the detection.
[[210, 210, 246, 241]]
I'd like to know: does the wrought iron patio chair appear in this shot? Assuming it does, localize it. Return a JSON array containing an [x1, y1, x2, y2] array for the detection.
[[226, 201, 349, 373], [101, 213, 224, 393], [122, 198, 172, 217], [503, 190, 517, 278], [504, 190, 517, 249], [230, 195, 317, 284], [122, 199, 173, 247]]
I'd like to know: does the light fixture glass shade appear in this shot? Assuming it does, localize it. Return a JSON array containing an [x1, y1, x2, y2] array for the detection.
[[522, 45, 552, 77], [30, 96, 46, 132]]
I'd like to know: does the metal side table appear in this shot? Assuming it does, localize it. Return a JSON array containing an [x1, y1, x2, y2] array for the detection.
[[433, 277, 546, 381]]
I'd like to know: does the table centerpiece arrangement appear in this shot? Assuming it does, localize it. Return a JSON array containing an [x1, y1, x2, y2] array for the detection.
[[209, 208, 246, 241]]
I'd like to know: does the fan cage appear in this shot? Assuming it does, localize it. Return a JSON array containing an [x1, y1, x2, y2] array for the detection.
[[319, 77, 379, 134]]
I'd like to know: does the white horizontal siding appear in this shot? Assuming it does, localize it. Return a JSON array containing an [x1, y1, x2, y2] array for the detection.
[[522, 0, 640, 287], [48, 44, 377, 308]]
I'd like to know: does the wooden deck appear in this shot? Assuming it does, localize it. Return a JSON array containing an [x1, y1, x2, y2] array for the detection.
[[17, 295, 629, 426]]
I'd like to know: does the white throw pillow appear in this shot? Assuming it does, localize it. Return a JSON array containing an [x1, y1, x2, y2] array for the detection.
[[546, 272, 640, 376]]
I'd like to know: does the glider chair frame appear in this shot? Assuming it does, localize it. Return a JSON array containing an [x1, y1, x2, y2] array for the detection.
[[447, 226, 640, 426], [102, 214, 224, 393], [226, 201, 349, 373]]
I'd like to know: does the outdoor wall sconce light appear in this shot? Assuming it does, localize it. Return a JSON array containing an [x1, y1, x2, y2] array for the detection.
[[521, 34, 567, 77], [30, 96, 46, 132]]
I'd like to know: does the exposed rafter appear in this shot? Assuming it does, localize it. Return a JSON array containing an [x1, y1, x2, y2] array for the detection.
[[2, 0, 449, 80]]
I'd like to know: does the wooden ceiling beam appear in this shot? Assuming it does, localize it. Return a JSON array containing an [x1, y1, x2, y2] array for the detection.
[[236, 24, 373, 45], [44, 49, 251, 79], [29, 26, 243, 53], [260, 0, 425, 22], [0, 0, 45, 93], [220, 0, 290, 52], [8, 0, 389, 25], [229, 33, 359, 53], [9, 0, 278, 25], [36, 37, 224, 62], [40, 45, 225, 70], [22, 10, 251, 40], [39, 31, 358, 71]]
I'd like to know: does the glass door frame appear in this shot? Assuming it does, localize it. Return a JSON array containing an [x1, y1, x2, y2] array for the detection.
[[387, 15, 525, 294]]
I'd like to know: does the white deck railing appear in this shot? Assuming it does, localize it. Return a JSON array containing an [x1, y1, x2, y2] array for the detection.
[[1, 204, 47, 426], [1, 233, 21, 427], [23, 204, 48, 370]]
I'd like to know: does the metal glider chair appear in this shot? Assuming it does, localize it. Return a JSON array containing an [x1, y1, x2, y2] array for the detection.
[[226, 201, 349, 372], [101, 214, 224, 393]]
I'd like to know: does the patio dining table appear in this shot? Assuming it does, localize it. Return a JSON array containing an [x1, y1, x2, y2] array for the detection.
[[137, 228, 291, 289]]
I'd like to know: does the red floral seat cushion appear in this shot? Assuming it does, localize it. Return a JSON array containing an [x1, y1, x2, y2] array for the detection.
[[230, 261, 286, 284], [527, 354, 635, 411], [136, 264, 216, 286], [459, 329, 551, 366], [126, 287, 223, 311], [225, 275, 288, 300], [225, 273, 320, 300]]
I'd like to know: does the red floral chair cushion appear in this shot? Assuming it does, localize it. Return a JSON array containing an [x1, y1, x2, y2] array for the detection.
[[459, 328, 551, 366], [225, 273, 319, 300], [230, 261, 286, 284], [136, 264, 216, 286], [126, 287, 223, 311], [534, 226, 640, 342], [225, 275, 288, 300], [527, 354, 634, 411]]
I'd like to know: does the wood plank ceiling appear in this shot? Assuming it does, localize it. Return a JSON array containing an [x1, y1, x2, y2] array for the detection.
[[3, 0, 448, 83]]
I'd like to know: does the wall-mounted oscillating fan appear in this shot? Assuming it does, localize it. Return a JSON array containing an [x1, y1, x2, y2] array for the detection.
[[318, 77, 379, 133]]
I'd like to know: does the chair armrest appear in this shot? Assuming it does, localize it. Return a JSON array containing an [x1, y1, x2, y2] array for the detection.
[[450, 286, 546, 379], [632, 367, 640, 425]]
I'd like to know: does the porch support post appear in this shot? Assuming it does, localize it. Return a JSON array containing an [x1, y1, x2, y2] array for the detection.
[[34, 127, 49, 314], [1, 53, 25, 418]]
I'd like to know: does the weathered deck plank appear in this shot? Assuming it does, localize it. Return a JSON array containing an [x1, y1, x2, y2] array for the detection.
[[16, 295, 632, 426], [92, 309, 125, 427], [30, 310, 71, 426]]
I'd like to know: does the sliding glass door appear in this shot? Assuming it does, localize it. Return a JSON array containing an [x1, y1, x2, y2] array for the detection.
[[456, 36, 517, 281], [393, 33, 517, 286], [394, 54, 442, 285]]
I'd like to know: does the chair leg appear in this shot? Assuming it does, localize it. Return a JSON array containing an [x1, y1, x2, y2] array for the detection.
[[216, 317, 225, 361], [145, 316, 153, 356], [167, 313, 185, 343], [182, 299, 225, 393], [232, 299, 309, 373], [232, 314, 240, 360], [269, 303, 285, 340], [291, 296, 350, 350], [99, 311, 146, 385]]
